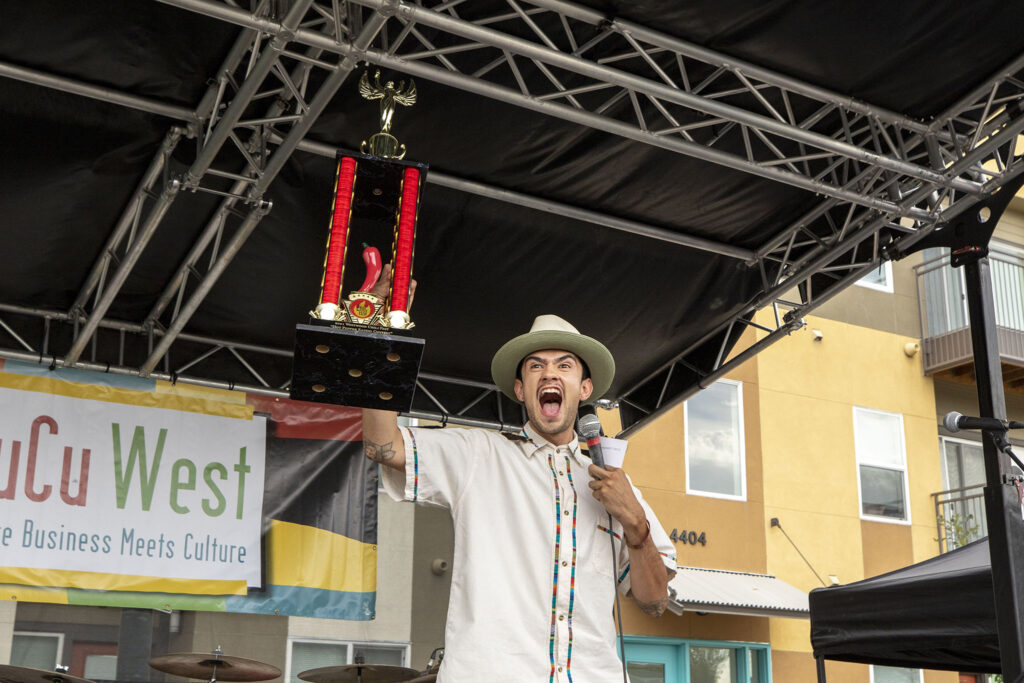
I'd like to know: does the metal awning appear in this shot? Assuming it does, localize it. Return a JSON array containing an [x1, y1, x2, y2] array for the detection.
[[668, 566, 810, 619]]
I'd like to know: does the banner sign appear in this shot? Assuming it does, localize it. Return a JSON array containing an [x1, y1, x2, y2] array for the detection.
[[0, 373, 266, 591], [0, 360, 378, 620]]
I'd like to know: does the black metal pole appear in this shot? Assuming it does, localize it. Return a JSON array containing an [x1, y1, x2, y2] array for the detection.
[[963, 256, 1024, 680], [815, 654, 827, 683], [116, 608, 154, 682]]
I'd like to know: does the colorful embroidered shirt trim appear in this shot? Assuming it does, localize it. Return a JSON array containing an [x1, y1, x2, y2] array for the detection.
[[409, 429, 419, 502], [546, 451, 561, 682], [563, 454, 578, 682]]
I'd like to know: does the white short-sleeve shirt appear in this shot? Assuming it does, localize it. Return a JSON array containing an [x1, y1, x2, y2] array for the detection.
[[381, 422, 677, 682]]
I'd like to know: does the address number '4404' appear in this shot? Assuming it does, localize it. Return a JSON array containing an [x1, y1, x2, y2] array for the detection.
[[670, 529, 707, 546]]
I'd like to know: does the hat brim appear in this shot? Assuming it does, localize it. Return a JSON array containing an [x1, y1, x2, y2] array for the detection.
[[490, 330, 615, 405]]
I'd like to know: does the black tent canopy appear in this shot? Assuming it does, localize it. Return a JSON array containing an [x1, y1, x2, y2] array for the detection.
[[2, 1, 1024, 434], [809, 538, 1000, 674]]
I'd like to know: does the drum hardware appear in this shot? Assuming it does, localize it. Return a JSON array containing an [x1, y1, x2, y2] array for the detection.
[[148, 648, 281, 682], [297, 656, 418, 683], [0, 665, 93, 683], [405, 647, 442, 683]]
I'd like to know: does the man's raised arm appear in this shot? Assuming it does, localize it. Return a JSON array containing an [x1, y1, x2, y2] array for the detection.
[[362, 408, 406, 472], [588, 465, 670, 616], [360, 265, 411, 473]]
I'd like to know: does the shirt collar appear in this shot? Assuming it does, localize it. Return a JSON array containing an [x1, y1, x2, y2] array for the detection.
[[521, 422, 587, 464]]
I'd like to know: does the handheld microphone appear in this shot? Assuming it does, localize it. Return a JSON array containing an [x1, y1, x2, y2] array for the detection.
[[578, 404, 605, 468], [943, 411, 1024, 433]]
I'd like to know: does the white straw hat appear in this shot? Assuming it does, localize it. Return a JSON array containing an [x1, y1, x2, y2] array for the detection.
[[490, 314, 614, 405]]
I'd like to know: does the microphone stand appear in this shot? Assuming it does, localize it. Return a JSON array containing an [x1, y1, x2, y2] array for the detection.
[[989, 432, 1024, 505], [990, 431, 1024, 473]]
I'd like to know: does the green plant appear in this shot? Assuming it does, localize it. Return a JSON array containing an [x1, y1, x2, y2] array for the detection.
[[936, 511, 980, 550]]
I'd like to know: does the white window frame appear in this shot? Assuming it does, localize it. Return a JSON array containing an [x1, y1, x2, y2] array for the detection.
[[855, 261, 894, 293], [869, 664, 924, 683], [853, 406, 911, 525], [938, 435, 983, 491], [684, 378, 747, 501], [992, 238, 1024, 259], [285, 636, 410, 681], [12, 631, 65, 669]]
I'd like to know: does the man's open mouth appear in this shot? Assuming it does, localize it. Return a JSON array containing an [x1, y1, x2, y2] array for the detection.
[[539, 386, 563, 418]]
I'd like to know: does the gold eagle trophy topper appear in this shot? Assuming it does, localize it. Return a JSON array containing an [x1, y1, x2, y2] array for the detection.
[[360, 70, 417, 160], [290, 69, 429, 412]]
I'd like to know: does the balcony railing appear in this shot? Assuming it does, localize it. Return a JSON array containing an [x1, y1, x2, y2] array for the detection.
[[932, 484, 987, 553], [915, 248, 1024, 374]]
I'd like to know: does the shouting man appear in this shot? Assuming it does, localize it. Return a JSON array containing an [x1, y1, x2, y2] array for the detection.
[[363, 314, 676, 682]]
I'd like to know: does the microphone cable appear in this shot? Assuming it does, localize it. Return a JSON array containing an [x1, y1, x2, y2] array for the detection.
[[607, 510, 629, 683], [579, 407, 630, 683]]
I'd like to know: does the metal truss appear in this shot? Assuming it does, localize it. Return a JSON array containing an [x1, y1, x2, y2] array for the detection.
[[0, 302, 522, 429], [63, 0, 394, 376], [2, 0, 1024, 435]]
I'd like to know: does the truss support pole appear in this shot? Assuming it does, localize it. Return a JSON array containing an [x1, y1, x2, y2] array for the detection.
[[63, 0, 316, 368], [144, 174, 253, 326], [71, 127, 186, 315], [138, 12, 390, 375], [139, 200, 272, 375], [963, 256, 1024, 681], [147, 33, 344, 326], [182, 0, 317, 186], [922, 173, 1024, 679], [63, 178, 182, 366], [69, 6, 274, 319], [0, 61, 198, 124]]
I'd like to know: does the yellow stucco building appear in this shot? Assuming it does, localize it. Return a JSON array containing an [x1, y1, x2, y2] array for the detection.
[[606, 195, 1024, 682]]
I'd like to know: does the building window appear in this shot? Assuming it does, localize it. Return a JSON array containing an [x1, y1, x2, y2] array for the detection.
[[287, 639, 408, 683], [624, 635, 770, 682], [870, 665, 923, 683], [856, 261, 894, 293], [853, 407, 910, 522], [685, 379, 746, 500], [11, 632, 64, 670], [942, 437, 986, 491], [83, 655, 118, 681]]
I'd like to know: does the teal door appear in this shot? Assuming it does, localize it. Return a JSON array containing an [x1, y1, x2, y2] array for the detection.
[[626, 642, 677, 682]]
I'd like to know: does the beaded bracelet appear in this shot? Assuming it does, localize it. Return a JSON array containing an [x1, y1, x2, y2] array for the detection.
[[627, 519, 651, 549]]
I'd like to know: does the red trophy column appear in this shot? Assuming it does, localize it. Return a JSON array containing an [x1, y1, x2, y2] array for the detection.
[[387, 166, 421, 328], [315, 156, 358, 320]]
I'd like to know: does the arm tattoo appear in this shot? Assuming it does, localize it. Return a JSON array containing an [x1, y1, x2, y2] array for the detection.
[[365, 439, 397, 464], [634, 595, 669, 617]]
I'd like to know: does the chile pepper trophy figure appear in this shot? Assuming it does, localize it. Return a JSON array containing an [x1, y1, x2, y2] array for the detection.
[[290, 69, 428, 411]]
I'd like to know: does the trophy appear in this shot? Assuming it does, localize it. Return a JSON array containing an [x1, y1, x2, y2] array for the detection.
[[290, 70, 427, 411]]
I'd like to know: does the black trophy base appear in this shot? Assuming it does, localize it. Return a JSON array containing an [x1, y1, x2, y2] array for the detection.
[[290, 322, 424, 412]]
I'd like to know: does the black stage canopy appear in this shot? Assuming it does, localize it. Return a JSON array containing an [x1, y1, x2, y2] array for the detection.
[[3, 1, 1024, 433], [809, 538, 1000, 674]]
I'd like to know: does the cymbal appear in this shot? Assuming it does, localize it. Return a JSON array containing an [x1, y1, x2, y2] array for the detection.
[[148, 653, 281, 681], [298, 665, 420, 683], [0, 666, 93, 683], [406, 675, 436, 683]]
